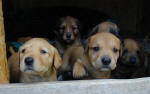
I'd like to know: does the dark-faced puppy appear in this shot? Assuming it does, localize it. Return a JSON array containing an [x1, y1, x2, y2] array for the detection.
[[54, 16, 81, 56], [112, 38, 146, 79], [61, 32, 122, 79]]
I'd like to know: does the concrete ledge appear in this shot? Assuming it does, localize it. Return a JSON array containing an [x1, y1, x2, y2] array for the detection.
[[0, 77, 150, 94]]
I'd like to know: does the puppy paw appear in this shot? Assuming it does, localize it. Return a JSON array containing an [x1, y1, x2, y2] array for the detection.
[[73, 59, 86, 78]]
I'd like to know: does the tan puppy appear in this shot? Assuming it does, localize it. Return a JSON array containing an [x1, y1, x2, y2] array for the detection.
[[19, 38, 62, 83], [112, 38, 146, 79], [61, 32, 122, 79], [54, 16, 81, 56], [88, 21, 119, 38]]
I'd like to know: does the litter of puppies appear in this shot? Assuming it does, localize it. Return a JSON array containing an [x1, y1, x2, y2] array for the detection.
[[7, 16, 150, 83]]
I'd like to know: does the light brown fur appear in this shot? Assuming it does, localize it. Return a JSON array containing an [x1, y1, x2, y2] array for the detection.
[[91, 21, 119, 34], [19, 38, 62, 83], [61, 32, 121, 79]]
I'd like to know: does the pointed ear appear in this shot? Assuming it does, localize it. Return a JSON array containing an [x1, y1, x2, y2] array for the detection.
[[53, 47, 62, 69]]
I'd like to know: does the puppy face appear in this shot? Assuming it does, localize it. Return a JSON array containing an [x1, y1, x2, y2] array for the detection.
[[85, 32, 121, 71], [56, 16, 80, 43], [121, 38, 141, 66], [19, 38, 62, 75]]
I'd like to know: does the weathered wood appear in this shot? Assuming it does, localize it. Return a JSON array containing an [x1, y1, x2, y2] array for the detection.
[[0, 78, 150, 94], [0, 0, 9, 84]]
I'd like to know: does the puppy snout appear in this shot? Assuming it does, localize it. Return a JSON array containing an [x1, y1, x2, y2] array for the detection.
[[102, 57, 111, 65], [25, 57, 34, 66], [66, 33, 71, 39], [130, 56, 136, 64]]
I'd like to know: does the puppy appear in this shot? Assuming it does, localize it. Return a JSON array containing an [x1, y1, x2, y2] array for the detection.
[[19, 38, 62, 83], [54, 16, 81, 56], [87, 21, 119, 38], [61, 32, 122, 79], [112, 38, 146, 79]]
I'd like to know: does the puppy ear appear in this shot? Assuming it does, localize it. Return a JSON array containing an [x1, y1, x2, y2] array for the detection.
[[110, 29, 125, 52], [87, 25, 99, 38], [119, 45, 123, 57], [53, 47, 62, 69], [83, 38, 90, 53]]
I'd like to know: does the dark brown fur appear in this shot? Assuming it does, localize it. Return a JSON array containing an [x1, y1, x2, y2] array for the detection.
[[112, 38, 147, 79], [54, 16, 81, 56]]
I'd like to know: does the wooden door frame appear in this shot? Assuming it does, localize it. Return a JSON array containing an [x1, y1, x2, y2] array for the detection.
[[0, 0, 9, 84]]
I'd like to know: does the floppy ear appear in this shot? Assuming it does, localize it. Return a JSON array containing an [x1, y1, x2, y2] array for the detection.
[[53, 47, 62, 69], [110, 29, 124, 56], [83, 38, 90, 53], [119, 44, 123, 57], [87, 25, 99, 38]]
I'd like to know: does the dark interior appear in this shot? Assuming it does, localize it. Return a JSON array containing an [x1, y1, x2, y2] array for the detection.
[[2, 0, 148, 41]]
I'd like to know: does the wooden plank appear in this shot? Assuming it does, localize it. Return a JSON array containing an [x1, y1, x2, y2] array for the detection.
[[0, 78, 150, 94], [0, 0, 9, 84]]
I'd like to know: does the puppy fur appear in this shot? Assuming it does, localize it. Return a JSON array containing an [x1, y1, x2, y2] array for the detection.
[[19, 38, 62, 83], [8, 46, 20, 83], [61, 32, 122, 79], [54, 16, 81, 56], [112, 38, 147, 79], [87, 21, 119, 38]]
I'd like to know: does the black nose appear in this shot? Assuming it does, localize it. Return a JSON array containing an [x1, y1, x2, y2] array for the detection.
[[130, 56, 136, 64], [25, 57, 34, 66], [102, 57, 111, 65], [66, 33, 71, 39]]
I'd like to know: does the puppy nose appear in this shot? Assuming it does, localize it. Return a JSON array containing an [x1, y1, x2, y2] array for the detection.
[[102, 57, 111, 65], [130, 56, 136, 64], [25, 57, 34, 66], [66, 33, 71, 39]]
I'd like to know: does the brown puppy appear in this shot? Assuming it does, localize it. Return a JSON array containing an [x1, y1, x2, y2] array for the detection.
[[88, 21, 119, 38], [54, 16, 81, 56], [61, 32, 122, 79], [19, 38, 62, 83], [112, 38, 146, 79]]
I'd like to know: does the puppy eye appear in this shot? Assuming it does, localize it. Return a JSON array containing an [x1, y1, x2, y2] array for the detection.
[[93, 47, 99, 52], [113, 48, 118, 53], [41, 50, 47, 54], [21, 49, 25, 53]]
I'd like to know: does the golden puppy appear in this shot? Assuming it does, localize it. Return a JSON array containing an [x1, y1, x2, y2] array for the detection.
[[54, 16, 81, 56], [112, 38, 146, 79], [19, 38, 62, 83], [61, 32, 122, 79]]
